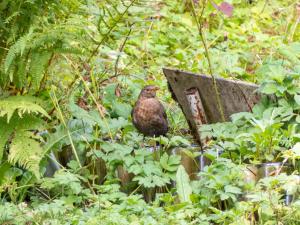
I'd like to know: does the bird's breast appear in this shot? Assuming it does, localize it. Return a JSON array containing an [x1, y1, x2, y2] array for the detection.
[[135, 98, 160, 118], [132, 97, 168, 136]]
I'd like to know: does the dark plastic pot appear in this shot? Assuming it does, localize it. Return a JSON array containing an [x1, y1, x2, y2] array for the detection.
[[44, 152, 61, 177], [117, 165, 134, 190]]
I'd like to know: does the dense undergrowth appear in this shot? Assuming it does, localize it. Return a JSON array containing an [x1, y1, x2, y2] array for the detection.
[[1, 0, 300, 224]]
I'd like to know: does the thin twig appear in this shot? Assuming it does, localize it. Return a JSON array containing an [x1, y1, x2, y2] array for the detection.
[[190, 0, 226, 122], [87, 0, 136, 63], [50, 88, 82, 168], [63, 55, 114, 141], [114, 24, 133, 77]]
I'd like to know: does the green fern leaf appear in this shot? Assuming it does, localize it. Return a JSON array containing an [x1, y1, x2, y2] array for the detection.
[[0, 114, 45, 161], [8, 130, 43, 179], [15, 57, 27, 88], [4, 33, 32, 74], [0, 95, 50, 122], [29, 51, 52, 90]]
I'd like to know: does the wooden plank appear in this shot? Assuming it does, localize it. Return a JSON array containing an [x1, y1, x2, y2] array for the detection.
[[163, 68, 261, 145]]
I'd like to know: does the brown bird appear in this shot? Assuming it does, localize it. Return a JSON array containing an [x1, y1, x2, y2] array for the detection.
[[132, 85, 168, 137]]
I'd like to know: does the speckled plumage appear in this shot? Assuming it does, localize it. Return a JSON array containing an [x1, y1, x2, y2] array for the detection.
[[132, 86, 168, 137]]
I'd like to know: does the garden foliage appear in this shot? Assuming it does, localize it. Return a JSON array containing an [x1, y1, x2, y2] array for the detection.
[[0, 0, 300, 224]]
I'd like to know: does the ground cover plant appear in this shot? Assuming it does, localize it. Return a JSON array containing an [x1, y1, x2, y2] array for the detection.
[[0, 0, 300, 224]]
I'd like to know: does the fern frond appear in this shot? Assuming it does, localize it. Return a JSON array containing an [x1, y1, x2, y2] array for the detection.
[[0, 114, 45, 161], [29, 51, 52, 90], [8, 130, 43, 179], [4, 33, 32, 74], [15, 56, 27, 88], [0, 96, 50, 122]]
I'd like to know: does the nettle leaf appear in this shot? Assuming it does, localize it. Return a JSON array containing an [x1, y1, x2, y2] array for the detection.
[[160, 153, 180, 172], [224, 185, 242, 195], [294, 95, 300, 105], [169, 136, 190, 147], [43, 119, 94, 154], [268, 65, 286, 83], [41, 170, 83, 195], [259, 82, 278, 94], [279, 44, 300, 65], [176, 165, 192, 203], [102, 117, 129, 134], [103, 83, 118, 104], [69, 99, 97, 126], [113, 102, 132, 118]]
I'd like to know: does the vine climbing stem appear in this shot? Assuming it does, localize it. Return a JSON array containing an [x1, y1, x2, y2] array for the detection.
[[190, 0, 226, 122]]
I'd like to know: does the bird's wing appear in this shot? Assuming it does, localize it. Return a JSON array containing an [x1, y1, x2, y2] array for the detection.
[[146, 99, 169, 127], [131, 103, 138, 125], [161, 102, 168, 121]]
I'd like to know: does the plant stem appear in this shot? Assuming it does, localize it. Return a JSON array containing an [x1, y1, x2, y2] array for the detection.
[[189, 0, 225, 122], [114, 24, 133, 77], [50, 88, 82, 168], [87, 0, 136, 63]]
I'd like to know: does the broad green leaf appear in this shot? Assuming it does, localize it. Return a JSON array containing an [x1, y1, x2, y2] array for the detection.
[[294, 95, 300, 105], [224, 185, 242, 194], [176, 165, 192, 203], [114, 102, 132, 118], [260, 82, 278, 94]]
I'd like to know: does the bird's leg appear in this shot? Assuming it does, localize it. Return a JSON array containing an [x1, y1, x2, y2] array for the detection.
[[153, 135, 157, 152], [140, 135, 145, 148], [153, 135, 160, 161]]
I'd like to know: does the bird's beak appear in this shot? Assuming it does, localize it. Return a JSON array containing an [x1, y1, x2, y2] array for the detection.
[[154, 87, 160, 91]]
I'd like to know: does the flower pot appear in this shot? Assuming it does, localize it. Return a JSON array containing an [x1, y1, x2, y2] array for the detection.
[[256, 162, 288, 179], [199, 154, 212, 172], [243, 165, 258, 184], [284, 175, 300, 206]]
